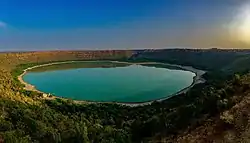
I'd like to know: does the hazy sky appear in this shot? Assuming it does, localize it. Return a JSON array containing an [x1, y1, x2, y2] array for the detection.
[[0, 0, 250, 51]]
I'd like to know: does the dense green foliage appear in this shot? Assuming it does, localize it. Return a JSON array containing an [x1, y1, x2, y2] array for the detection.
[[0, 98, 132, 143], [1, 49, 250, 142]]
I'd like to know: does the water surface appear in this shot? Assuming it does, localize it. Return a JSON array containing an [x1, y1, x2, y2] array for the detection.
[[23, 62, 195, 103]]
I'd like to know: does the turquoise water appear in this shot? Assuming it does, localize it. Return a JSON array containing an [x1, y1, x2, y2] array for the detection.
[[23, 63, 195, 103]]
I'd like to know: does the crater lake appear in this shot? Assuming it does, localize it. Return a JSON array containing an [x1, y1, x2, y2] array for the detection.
[[23, 61, 196, 103]]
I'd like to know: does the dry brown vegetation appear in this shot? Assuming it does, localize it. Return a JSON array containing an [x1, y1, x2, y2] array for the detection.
[[167, 95, 250, 143], [0, 50, 132, 68]]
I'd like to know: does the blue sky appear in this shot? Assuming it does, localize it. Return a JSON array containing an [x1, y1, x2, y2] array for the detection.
[[0, 0, 249, 51]]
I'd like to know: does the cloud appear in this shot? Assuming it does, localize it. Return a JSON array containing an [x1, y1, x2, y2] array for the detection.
[[0, 21, 7, 28]]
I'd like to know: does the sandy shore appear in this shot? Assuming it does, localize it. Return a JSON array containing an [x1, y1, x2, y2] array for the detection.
[[18, 60, 206, 107]]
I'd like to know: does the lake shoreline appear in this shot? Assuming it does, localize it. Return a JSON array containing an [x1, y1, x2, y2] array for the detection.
[[17, 60, 206, 107]]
